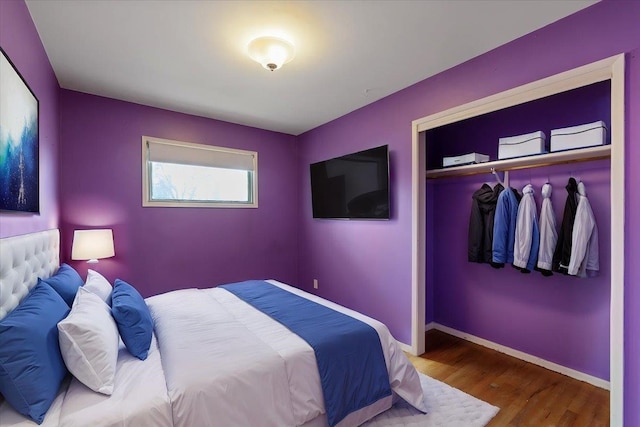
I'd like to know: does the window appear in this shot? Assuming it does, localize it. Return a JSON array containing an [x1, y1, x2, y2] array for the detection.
[[142, 136, 257, 208]]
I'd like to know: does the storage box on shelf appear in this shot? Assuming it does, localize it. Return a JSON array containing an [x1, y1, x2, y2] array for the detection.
[[550, 120, 607, 152], [498, 131, 547, 160], [442, 152, 490, 168]]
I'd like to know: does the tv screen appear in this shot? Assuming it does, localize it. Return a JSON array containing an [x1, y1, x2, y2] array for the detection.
[[310, 145, 390, 220]]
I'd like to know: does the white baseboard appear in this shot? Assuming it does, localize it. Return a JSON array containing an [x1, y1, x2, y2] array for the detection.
[[425, 322, 610, 390], [397, 340, 412, 353]]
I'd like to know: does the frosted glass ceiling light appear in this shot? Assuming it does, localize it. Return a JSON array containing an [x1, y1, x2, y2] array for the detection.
[[248, 36, 295, 71]]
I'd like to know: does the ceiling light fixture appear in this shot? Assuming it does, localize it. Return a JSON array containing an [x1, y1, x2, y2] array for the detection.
[[247, 36, 295, 71]]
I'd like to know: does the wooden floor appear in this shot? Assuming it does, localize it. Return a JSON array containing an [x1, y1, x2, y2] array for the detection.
[[406, 330, 610, 427]]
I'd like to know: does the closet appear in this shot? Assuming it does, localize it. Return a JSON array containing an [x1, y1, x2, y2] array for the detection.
[[410, 55, 625, 426]]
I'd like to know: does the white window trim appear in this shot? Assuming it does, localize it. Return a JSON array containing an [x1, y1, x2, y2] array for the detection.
[[141, 136, 258, 208]]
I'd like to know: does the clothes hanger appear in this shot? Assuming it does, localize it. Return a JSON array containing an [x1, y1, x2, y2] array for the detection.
[[490, 168, 503, 186], [490, 168, 509, 188]]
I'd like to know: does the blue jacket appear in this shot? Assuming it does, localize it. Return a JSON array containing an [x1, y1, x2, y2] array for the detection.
[[492, 187, 520, 266]]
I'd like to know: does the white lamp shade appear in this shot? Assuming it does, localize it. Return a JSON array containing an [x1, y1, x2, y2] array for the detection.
[[72, 229, 115, 262], [247, 36, 295, 71]]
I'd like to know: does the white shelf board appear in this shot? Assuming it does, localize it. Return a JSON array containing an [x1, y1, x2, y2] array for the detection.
[[426, 145, 611, 179]]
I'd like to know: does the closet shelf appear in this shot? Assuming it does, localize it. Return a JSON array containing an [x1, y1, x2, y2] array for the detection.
[[425, 145, 611, 179]]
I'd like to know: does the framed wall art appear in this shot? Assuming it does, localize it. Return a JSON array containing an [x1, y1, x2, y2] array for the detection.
[[0, 47, 39, 213]]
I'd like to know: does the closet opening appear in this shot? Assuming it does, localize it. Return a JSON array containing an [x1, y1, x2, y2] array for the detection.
[[410, 54, 625, 426]]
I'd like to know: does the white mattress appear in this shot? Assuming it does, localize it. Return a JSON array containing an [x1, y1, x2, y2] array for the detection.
[[0, 335, 172, 427], [146, 279, 426, 427]]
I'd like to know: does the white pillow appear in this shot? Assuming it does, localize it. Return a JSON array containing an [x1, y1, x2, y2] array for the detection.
[[57, 287, 119, 395], [84, 269, 113, 304]]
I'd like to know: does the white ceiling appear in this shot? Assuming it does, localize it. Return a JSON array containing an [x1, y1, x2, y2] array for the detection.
[[26, 0, 597, 136]]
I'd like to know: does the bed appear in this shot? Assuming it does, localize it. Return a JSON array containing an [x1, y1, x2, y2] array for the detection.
[[0, 229, 426, 427]]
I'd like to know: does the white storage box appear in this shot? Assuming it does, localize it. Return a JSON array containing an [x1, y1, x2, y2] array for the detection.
[[442, 152, 490, 168], [550, 120, 607, 152], [498, 131, 546, 160]]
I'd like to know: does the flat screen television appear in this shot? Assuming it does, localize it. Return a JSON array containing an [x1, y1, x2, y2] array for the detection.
[[310, 145, 390, 220]]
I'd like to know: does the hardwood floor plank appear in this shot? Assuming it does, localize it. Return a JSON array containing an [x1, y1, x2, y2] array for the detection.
[[410, 330, 610, 426], [557, 410, 579, 427]]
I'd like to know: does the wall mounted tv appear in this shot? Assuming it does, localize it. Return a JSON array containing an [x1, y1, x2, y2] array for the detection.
[[310, 145, 390, 220]]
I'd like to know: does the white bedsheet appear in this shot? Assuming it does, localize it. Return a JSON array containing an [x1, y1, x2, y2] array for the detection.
[[146, 279, 426, 427], [0, 335, 172, 427]]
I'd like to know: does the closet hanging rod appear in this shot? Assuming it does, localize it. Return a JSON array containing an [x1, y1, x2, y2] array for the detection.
[[425, 145, 610, 180]]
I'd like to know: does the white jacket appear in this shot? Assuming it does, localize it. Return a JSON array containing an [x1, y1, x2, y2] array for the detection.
[[568, 181, 599, 277], [537, 183, 558, 272], [513, 184, 540, 272]]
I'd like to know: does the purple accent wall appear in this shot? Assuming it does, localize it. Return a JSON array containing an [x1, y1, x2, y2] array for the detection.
[[624, 47, 639, 427], [425, 179, 435, 324], [297, 0, 639, 423], [297, 122, 414, 342], [0, 0, 59, 238], [59, 90, 299, 297]]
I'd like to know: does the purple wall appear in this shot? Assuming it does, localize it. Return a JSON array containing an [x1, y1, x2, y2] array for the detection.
[[624, 47, 639, 427], [297, 118, 414, 342], [0, 0, 59, 238], [297, 0, 638, 423], [59, 90, 299, 297]]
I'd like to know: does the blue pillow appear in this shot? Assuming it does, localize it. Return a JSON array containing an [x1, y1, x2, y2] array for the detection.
[[0, 282, 70, 424], [111, 279, 153, 360], [41, 263, 83, 307]]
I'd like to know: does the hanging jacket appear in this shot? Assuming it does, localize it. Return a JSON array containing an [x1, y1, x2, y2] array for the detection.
[[568, 181, 599, 277], [491, 187, 521, 268], [513, 184, 540, 273], [536, 183, 558, 276], [553, 177, 579, 274], [468, 183, 503, 263]]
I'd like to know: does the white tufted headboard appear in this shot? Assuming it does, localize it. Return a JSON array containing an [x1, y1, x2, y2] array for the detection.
[[0, 229, 60, 320]]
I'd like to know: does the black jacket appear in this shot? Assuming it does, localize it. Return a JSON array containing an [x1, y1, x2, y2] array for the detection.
[[468, 183, 503, 263], [552, 177, 578, 273]]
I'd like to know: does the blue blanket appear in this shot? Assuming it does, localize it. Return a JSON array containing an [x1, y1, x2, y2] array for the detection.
[[220, 280, 392, 427]]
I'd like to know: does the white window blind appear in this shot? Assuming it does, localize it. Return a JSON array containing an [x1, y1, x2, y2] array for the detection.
[[142, 136, 258, 208], [146, 140, 255, 171]]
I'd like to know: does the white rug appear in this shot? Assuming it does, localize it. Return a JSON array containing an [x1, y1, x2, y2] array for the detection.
[[362, 374, 499, 427]]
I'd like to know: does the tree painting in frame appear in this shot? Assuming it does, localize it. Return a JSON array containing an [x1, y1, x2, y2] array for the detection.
[[0, 47, 39, 213]]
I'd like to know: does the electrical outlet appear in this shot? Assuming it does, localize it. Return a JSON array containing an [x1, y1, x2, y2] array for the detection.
[[313, 279, 318, 289]]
